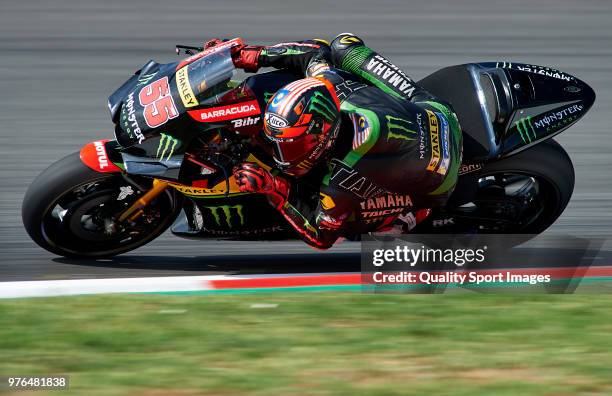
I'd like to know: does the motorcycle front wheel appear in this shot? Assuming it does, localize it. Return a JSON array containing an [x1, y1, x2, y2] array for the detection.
[[22, 152, 183, 258]]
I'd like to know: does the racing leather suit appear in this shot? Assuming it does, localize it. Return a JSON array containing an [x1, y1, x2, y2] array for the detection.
[[236, 34, 462, 248]]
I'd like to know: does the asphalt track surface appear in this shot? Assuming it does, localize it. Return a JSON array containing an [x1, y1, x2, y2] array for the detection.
[[1, 0, 611, 281]]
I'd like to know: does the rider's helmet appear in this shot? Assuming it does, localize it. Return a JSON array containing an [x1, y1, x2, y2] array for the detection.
[[263, 77, 341, 177]]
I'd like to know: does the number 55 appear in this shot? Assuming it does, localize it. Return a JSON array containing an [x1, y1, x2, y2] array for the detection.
[[139, 76, 179, 128]]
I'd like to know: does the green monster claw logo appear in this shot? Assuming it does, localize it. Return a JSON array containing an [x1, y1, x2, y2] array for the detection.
[[137, 73, 157, 87], [307, 91, 337, 123], [206, 205, 245, 228], [156, 133, 180, 161], [385, 115, 417, 141], [262, 48, 305, 57], [263, 92, 275, 104], [514, 117, 537, 143]]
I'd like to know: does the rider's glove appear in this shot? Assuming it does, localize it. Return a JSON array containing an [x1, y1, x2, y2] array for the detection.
[[231, 45, 263, 72], [202, 38, 261, 72], [233, 162, 290, 209], [204, 38, 223, 49]]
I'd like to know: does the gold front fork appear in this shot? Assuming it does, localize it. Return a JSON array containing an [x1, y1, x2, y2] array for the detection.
[[118, 179, 169, 222]]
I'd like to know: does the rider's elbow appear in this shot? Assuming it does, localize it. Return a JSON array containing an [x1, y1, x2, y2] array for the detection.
[[330, 33, 366, 67]]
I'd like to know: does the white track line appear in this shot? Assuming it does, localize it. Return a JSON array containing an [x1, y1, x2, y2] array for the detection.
[[0, 273, 358, 299], [0, 276, 212, 298]]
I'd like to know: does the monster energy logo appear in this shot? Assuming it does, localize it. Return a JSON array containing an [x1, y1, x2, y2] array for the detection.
[[205, 205, 245, 228], [386, 115, 417, 141], [156, 133, 180, 161], [263, 92, 275, 104], [514, 117, 537, 143], [308, 91, 337, 122], [276, 49, 305, 56], [137, 73, 157, 86]]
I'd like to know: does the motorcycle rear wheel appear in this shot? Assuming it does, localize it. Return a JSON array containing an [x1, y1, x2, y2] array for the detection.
[[420, 139, 575, 235]]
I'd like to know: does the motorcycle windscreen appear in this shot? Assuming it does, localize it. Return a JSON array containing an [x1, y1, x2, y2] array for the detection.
[[113, 49, 236, 147], [175, 48, 236, 107]]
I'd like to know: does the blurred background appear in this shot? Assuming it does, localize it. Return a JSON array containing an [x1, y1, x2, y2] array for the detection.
[[0, 0, 610, 279], [1, 3, 611, 394]]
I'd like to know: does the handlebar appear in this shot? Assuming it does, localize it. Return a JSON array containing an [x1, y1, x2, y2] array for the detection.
[[175, 44, 204, 56]]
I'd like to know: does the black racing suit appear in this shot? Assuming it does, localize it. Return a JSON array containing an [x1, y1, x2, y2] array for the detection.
[[253, 34, 462, 248]]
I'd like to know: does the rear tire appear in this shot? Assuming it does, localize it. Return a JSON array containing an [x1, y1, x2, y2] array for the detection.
[[419, 139, 575, 235], [22, 152, 183, 258], [480, 139, 574, 233]]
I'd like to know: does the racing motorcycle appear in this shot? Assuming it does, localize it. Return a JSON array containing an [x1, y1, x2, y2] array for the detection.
[[22, 38, 595, 258]]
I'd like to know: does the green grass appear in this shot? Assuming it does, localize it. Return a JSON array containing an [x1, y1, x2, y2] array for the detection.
[[1, 293, 611, 395]]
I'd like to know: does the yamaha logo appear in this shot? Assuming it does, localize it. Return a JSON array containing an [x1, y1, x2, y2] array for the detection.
[[265, 113, 289, 129]]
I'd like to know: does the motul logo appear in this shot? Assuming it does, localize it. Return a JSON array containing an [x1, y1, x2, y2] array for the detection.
[[80, 139, 120, 173], [94, 140, 109, 169], [188, 100, 261, 123]]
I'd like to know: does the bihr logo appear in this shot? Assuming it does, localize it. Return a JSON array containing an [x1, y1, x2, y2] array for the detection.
[[231, 117, 260, 128]]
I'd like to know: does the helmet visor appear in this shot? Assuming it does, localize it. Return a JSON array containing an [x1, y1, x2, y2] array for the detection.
[[267, 118, 340, 176], [269, 133, 321, 167]]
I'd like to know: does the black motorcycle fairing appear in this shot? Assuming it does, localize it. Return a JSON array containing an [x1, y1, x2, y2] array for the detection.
[[172, 192, 291, 240], [108, 60, 160, 124], [111, 61, 185, 148], [110, 69, 299, 184], [110, 49, 246, 150], [418, 62, 595, 162], [494, 62, 595, 156], [419, 64, 497, 162]]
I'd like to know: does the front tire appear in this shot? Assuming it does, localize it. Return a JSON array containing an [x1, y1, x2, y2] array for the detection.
[[22, 152, 183, 258]]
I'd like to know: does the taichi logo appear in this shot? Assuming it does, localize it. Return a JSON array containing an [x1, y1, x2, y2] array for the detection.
[[329, 160, 386, 200], [360, 194, 413, 223]]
